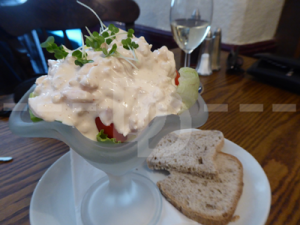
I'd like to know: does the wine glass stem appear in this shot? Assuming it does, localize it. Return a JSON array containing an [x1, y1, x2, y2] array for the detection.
[[184, 52, 191, 67], [107, 172, 131, 193]]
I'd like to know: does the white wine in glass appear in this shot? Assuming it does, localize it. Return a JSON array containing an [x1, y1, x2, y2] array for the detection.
[[170, 0, 213, 67]]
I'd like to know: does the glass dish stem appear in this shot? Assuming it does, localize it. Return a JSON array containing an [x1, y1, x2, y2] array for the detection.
[[81, 171, 162, 225], [107, 173, 130, 192]]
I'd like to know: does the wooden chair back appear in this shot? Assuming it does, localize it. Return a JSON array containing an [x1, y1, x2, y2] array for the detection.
[[0, 0, 140, 78], [0, 0, 140, 37]]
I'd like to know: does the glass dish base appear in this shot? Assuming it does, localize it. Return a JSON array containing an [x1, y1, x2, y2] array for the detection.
[[81, 172, 162, 225]]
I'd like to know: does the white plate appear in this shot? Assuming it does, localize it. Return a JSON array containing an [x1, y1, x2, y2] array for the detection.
[[30, 139, 271, 225]]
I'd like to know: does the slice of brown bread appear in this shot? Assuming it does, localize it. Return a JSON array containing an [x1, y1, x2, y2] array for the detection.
[[147, 130, 224, 178], [157, 152, 243, 225]]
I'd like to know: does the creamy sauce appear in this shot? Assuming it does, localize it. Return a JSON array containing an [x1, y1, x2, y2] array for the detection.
[[29, 33, 182, 141]]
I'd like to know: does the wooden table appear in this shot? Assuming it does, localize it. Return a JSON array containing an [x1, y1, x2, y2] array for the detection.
[[1, 50, 300, 225]]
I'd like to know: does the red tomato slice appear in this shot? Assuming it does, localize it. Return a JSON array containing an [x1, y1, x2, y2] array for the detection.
[[175, 70, 180, 86], [95, 117, 127, 142]]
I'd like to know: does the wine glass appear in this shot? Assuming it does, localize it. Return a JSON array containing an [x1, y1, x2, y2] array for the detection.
[[9, 86, 208, 225], [170, 0, 213, 67]]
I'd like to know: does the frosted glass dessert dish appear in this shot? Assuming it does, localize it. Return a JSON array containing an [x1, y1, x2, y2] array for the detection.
[[9, 85, 208, 225]]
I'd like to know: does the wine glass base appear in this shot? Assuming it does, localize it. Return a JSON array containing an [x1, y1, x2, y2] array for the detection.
[[81, 172, 162, 225]]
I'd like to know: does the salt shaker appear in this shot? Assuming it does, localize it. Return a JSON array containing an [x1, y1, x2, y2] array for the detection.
[[211, 28, 222, 71], [195, 30, 212, 76]]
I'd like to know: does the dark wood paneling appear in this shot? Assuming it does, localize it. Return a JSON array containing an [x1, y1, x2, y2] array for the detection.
[[222, 40, 277, 56], [275, 0, 300, 58]]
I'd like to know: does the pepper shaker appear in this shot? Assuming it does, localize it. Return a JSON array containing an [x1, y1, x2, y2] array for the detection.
[[211, 28, 222, 71]]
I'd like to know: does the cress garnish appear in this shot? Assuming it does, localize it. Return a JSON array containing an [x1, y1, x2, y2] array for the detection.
[[40, 1, 139, 68]]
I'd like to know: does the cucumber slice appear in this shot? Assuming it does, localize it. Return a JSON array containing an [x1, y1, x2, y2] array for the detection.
[[177, 67, 200, 113]]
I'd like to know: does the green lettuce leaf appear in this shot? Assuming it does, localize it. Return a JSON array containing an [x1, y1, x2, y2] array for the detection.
[[96, 129, 121, 143], [29, 93, 43, 122], [176, 67, 200, 113]]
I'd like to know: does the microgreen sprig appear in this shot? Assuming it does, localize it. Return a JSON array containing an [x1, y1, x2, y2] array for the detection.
[[76, 0, 140, 69], [76, 0, 106, 33], [122, 29, 139, 61], [85, 30, 105, 51], [122, 38, 139, 50], [85, 24, 121, 50], [108, 24, 120, 39], [84, 25, 139, 61], [127, 29, 134, 38], [40, 36, 68, 59], [102, 44, 118, 57], [72, 50, 94, 67]]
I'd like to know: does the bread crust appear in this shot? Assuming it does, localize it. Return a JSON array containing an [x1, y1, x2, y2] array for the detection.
[[157, 152, 244, 225], [147, 130, 224, 178]]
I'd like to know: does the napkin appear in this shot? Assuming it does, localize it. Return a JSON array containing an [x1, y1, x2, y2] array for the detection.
[[70, 148, 199, 225]]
